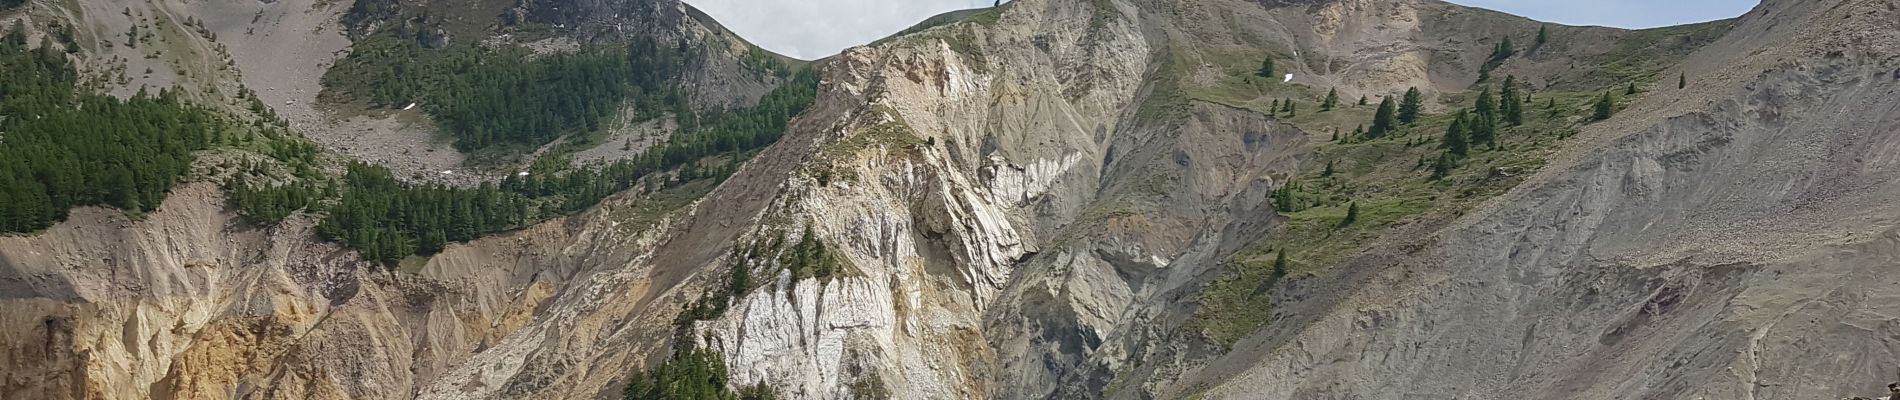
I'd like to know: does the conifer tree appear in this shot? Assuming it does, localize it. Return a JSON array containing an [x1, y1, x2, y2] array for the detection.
[[1322, 88, 1339, 111], [1442, 111, 1470, 157], [1679, 73, 1687, 89], [1535, 25, 1549, 47], [1341, 202, 1359, 226], [1369, 96, 1397, 138], [1258, 56, 1276, 78], [1627, 82, 1639, 95], [1471, 88, 1499, 146], [1397, 87, 1423, 124], [1322, 160, 1335, 177], [1499, 75, 1524, 126], [1273, 181, 1299, 212], [1593, 91, 1616, 121], [1430, 153, 1456, 181], [1358, 95, 1368, 106], [1271, 249, 1289, 280]]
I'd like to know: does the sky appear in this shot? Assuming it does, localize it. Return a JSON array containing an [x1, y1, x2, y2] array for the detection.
[[680, 0, 1759, 60]]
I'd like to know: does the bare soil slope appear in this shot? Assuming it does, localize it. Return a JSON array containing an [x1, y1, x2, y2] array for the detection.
[[1188, 0, 1900, 398]]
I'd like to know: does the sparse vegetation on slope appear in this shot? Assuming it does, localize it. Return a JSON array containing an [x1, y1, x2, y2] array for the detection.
[[1187, 70, 1662, 347]]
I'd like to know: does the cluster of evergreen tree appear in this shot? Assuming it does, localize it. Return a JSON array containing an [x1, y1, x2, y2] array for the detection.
[[782, 226, 840, 279], [428, 49, 637, 150], [0, 27, 224, 232], [622, 348, 777, 400], [1271, 180, 1307, 212], [315, 163, 528, 265], [324, 24, 690, 151], [1, 0, 26, 10], [1431, 76, 1527, 180], [226, 177, 322, 225], [1359, 88, 1425, 140]]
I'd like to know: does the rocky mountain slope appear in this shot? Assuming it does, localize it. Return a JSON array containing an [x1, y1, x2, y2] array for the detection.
[[4, 0, 1898, 398]]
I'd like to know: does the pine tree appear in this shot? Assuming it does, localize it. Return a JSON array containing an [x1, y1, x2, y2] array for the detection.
[[1442, 111, 1470, 157], [1499, 75, 1523, 126], [1285, 100, 1296, 117], [1679, 72, 1687, 89], [1271, 249, 1289, 281], [1258, 56, 1276, 78], [1430, 153, 1456, 181], [1397, 87, 1423, 124], [1368, 96, 1397, 138], [1471, 88, 1499, 146], [1626, 82, 1639, 95], [1535, 25, 1549, 47], [1341, 202, 1359, 226], [1270, 98, 1280, 111], [1322, 88, 1339, 111], [1330, 128, 1339, 142], [1593, 91, 1616, 121], [1358, 95, 1368, 106], [1273, 181, 1297, 212], [1322, 160, 1335, 177]]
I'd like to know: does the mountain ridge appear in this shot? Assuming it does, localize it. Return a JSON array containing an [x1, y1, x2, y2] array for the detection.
[[3, 0, 1897, 398]]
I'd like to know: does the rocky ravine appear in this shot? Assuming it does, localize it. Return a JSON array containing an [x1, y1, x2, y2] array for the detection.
[[5, 0, 1900, 399]]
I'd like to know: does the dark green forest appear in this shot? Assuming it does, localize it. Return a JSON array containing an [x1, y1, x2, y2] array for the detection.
[[315, 163, 528, 265], [322, 24, 689, 151], [0, 25, 224, 232]]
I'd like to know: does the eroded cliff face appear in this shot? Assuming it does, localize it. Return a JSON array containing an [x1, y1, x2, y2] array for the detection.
[[0, 182, 555, 399]]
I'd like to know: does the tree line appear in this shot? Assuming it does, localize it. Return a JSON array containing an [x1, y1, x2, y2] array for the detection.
[[312, 67, 821, 266]]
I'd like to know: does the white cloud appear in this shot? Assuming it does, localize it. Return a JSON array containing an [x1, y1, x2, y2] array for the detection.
[[682, 0, 993, 60]]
